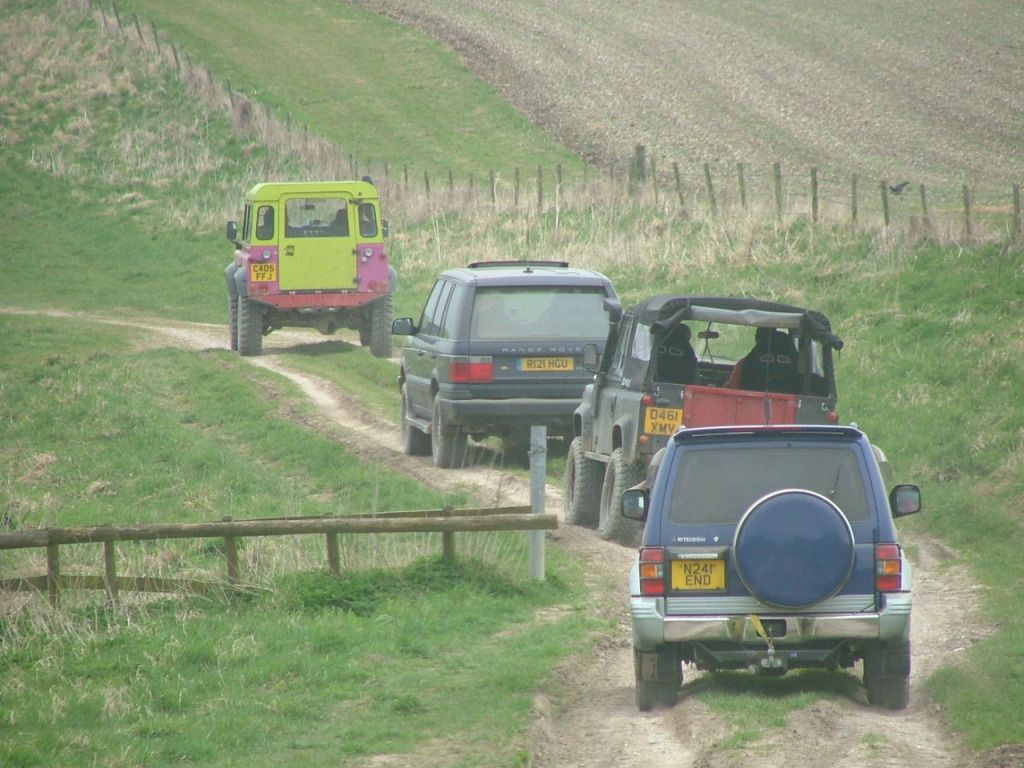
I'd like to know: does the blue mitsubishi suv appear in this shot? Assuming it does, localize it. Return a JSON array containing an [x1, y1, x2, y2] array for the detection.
[[623, 425, 921, 711]]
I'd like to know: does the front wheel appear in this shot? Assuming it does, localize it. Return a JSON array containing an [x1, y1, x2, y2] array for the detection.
[[565, 436, 602, 528], [431, 394, 467, 468], [237, 295, 264, 356], [599, 448, 644, 544]]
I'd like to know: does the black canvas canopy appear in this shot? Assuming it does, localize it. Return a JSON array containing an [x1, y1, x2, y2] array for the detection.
[[628, 295, 843, 350]]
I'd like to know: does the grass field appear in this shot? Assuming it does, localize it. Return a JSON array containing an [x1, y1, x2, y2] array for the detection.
[[2, 1, 1023, 764]]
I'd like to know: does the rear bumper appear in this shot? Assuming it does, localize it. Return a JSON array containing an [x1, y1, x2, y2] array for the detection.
[[630, 593, 912, 651], [440, 396, 578, 434]]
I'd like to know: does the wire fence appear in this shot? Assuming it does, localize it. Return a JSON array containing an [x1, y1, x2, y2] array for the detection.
[[67, 0, 1023, 246]]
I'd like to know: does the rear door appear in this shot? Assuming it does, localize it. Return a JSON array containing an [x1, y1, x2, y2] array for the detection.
[[279, 193, 356, 290]]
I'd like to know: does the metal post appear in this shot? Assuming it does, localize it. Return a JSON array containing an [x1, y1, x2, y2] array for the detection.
[[528, 426, 547, 581]]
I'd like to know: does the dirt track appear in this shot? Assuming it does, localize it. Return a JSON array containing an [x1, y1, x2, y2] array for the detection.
[[8, 309, 994, 768]]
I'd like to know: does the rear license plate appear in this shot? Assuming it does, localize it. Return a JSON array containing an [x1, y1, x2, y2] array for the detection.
[[519, 357, 574, 372], [643, 406, 683, 436], [251, 263, 277, 282], [671, 559, 726, 590]]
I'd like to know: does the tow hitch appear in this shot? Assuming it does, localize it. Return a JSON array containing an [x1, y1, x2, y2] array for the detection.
[[749, 614, 787, 674]]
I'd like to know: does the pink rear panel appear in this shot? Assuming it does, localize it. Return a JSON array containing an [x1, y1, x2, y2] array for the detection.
[[355, 243, 390, 293]]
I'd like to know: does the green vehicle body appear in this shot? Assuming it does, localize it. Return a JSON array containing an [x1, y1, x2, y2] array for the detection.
[[225, 180, 396, 357]]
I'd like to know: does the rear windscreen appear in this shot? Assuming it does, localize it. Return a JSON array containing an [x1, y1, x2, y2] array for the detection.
[[470, 287, 609, 341], [668, 444, 869, 524]]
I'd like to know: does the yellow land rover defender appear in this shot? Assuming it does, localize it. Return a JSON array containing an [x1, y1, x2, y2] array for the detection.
[[224, 180, 396, 357]]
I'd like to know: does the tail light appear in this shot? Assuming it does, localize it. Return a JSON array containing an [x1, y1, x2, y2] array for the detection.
[[638, 547, 666, 596], [875, 543, 903, 592], [449, 357, 494, 383]]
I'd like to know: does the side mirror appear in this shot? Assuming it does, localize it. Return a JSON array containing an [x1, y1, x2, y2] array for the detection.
[[391, 317, 416, 336], [226, 221, 238, 241], [603, 298, 623, 324], [621, 488, 649, 522], [890, 484, 921, 518], [382, 219, 390, 238], [582, 343, 601, 371]]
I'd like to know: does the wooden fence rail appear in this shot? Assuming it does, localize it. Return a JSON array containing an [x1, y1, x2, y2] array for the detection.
[[0, 505, 554, 607]]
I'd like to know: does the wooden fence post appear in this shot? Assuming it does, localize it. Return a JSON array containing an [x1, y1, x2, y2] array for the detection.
[[46, 534, 60, 609], [962, 184, 973, 239], [223, 517, 239, 587], [1013, 184, 1022, 242], [537, 165, 544, 214], [880, 181, 891, 228], [448, 169, 454, 194], [423, 171, 431, 198], [704, 163, 717, 218], [326, 532, 340, 576], [131, 13, 144, 44], [772, 162, 783, 222], [810, 167, 819, 224], [851, 174, 859, 224], [514, 167, 520, 209], [630, 144, 646, 188], [650, 157, 659, 205], [150, 21, 161, 57], [103, 534, 119, 603], [490, 170, 497, 206], [441, 506, 455, 561], [672, 162, 686, 214], [737, 162, 747, 210], [920, 184, 933, 235]]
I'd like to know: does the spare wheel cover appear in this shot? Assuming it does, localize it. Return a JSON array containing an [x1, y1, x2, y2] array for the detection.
[[733, 489, 855, 609]]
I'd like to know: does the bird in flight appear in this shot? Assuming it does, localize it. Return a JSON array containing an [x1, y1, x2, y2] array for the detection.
[[889, 181, 911, 196]]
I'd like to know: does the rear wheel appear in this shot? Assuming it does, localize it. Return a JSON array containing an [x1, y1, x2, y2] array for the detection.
[[228, 294, 239, 351], [237, 295, 264, 356], [565, 437, 602, 528], [431, 393, 467, 468], [634, 648, 681, 711], [367, 294, 393, 358], [863, 641, 911, 710], [599, 448, 644, 544], [401, 383, 431, 456]]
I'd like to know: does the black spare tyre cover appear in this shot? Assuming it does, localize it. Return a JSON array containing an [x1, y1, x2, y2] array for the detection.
[[734, 489, 855, 609]]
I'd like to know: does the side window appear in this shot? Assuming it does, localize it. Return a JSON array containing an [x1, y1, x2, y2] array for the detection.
[[241, 204, 253, 242], [358, 203, 378, 237], [630, 322, 652, 363], [439, 283, 468, 339], [255, 205, 275, 241], [608, 317, 634, 378], [423, 281, 454, 337], [418, 280, 446, 335]]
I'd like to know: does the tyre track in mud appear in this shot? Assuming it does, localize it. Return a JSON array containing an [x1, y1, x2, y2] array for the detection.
[[3, 309, 993, 767]]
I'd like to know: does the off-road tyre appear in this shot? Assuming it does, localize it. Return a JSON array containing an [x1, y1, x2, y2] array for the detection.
[[367, 294, 393, 359], [401, 383, 431, 456], [237, 295, 264, 357], [565, 436, 602, 528], [599, 448, 645, 544], [228, 294, 239, 351], [863, 640, 911, 710], [431, 393, 467, 468], [634, 648, 681, 711]]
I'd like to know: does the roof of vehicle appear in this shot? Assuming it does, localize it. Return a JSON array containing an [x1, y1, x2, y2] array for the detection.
[[441, 261, 615, 290], [245, 180, 380, 201], [626, 295, 842, 349], [672, 424, 864, 443]]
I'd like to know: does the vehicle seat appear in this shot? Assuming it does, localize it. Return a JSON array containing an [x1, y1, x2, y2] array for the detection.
[[739, 330, 799, 393]]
